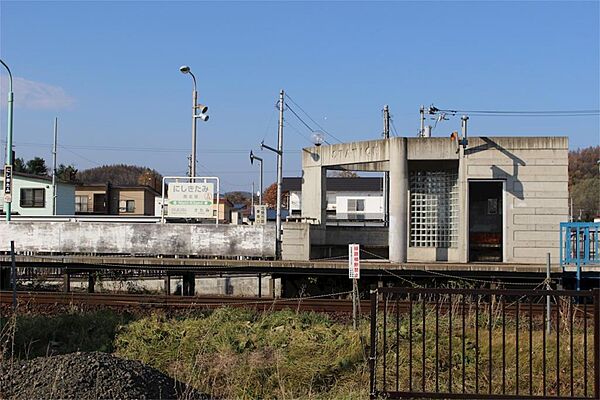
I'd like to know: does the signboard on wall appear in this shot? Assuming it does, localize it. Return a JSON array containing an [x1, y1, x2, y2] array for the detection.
[[255, 205, 267, 225], [167, 182, 214, 218], [349, 243, 360, 279], [3, 165, 13, 203]]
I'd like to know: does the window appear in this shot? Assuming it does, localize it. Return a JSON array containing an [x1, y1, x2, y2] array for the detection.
[[347, 199, 365, 212], [20, 188, 45, 208], [75, 195, 89, 212], [120, 199, 135, 213], [346, 198, 366, 220], [410, 170, 458, 248]]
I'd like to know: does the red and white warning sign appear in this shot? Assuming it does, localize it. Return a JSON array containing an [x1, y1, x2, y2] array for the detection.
[[348, 243, 360, 279]]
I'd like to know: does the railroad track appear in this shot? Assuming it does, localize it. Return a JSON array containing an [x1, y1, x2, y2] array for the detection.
[[1, 291, 362, 313], [1, 291, 594, 318]]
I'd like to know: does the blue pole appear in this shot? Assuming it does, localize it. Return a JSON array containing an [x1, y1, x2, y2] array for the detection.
[[1, 59, 14, 222]]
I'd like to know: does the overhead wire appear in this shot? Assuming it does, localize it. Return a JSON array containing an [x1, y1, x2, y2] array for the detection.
[[284, 117, 317, 145], [284, 93, 344, 143], [2, 140, 302, 155], [432, 107, 600, 117], [285, 103, 315, 132], [389, 117, 399, 137]]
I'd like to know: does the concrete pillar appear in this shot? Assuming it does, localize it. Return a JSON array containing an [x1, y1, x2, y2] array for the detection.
[[63, 271, 71, 293], [388, 137, 408, 263], [301, 165, 327, 225], [457, 147, 469, 263], [164, 274, 171, 295], [258, 273, 262, 298], [270, 275, 276, 298], [182, 272, 195, 296], [87, 272, 95, 293]]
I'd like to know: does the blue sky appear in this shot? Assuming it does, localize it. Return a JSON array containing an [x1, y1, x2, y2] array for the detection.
[[1, 1, 599, 192]]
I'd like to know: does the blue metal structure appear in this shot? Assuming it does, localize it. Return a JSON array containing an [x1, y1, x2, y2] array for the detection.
[[560, 222, 600, 289]]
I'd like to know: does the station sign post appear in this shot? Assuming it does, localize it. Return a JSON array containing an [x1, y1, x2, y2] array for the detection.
[[160, 176, 220, 224], [349, 243, 360, 329]]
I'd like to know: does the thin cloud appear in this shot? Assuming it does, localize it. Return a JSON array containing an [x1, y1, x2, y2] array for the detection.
[[0, 75, 75, 110]]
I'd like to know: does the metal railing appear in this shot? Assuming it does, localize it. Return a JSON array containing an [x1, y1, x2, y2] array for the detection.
[[369, 287, 599, 399], [560, 222, 600, 289]]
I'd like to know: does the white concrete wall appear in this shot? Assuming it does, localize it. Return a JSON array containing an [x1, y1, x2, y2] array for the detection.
[[0, 222, 276, 257], [464, 137, 569, 263]]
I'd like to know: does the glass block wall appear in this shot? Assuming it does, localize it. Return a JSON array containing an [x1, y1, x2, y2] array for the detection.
[[409, 170, 458, 248]]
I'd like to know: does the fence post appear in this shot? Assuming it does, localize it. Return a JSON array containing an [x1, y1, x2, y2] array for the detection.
[[369, 285, 378, 399], [10, 240, 16, 311], [546, 253, 551, 334], [594, 288, 599, 399]]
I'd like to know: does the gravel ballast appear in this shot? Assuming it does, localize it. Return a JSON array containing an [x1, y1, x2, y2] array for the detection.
[[0, 352, 204, 399]]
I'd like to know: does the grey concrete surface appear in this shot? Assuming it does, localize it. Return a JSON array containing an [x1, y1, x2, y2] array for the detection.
[[0, 222, 276, 257]]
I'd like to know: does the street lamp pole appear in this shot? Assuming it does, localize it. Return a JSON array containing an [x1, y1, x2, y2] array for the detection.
[[1, 59, 14, 222], [249, 150, 264, 205], [180, 65, 208, 181]]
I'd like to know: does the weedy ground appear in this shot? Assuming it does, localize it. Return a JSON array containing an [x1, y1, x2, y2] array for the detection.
[[0, 304, 594, 399]]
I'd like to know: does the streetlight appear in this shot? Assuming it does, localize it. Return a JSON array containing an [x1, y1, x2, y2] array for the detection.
[[179, 65, 208, 180], [249, 150, 264, 205], [1, 59, 14, 222]]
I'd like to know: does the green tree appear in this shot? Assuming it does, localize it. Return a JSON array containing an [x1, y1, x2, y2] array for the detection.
[[569, 146, 600, 221], [25, 157, 48, 175], [13, 157, 26, 172], [56, 164, 78, 182]]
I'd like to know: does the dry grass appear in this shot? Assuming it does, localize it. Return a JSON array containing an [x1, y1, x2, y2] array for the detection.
[[114, 308, 371, 399]]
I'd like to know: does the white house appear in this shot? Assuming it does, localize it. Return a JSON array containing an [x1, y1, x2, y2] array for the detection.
[[0, 170, 76, 216], [282, 177, 383, 222]]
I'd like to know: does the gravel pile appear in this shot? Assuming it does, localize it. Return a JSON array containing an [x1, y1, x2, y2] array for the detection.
[[0, 352, 206, 399]]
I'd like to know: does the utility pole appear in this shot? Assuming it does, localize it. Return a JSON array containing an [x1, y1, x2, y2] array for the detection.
[[382, 105, 390, 227], [1, 59, 14, 222], [276, 89, 285, 258], [52, 117, 58, 215], [419, 105, 425, 137], [187, 155, 192, 177], [251, 182, 255, 214]]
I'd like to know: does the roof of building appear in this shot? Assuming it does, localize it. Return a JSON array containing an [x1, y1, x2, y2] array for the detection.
[[1, 169, 77, 185], [75, 183, 161, 196], [282, 177, 383, 192]]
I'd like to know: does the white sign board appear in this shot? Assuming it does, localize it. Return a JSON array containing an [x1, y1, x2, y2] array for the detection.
[[349, 243, 360, 279], [167, 182, 214, 218], [255, 205, 267, 225]]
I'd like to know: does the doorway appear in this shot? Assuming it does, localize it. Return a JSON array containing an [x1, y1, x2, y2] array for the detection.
[[93, 193, 107, 213], [469, 181, 503, 262]]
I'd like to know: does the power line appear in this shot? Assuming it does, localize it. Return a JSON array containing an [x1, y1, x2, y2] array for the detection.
[[285, 118, 318, 145], [285, 102, 315, 132], [284, 93, 344, 143], [432, 106, 600, 117], [442, 109, 600, 115], [390, 117, 399, 137], [2, 141, 301, 154]]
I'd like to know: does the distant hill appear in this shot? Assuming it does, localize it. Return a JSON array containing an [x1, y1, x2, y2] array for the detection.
[[78, 164, 163, 192]]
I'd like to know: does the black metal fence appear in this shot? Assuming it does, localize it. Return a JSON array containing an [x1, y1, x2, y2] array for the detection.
[[369, 287, 599, 399]]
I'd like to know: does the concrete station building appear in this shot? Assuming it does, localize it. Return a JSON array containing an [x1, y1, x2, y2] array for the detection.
[[283, 135, 569, 265]]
